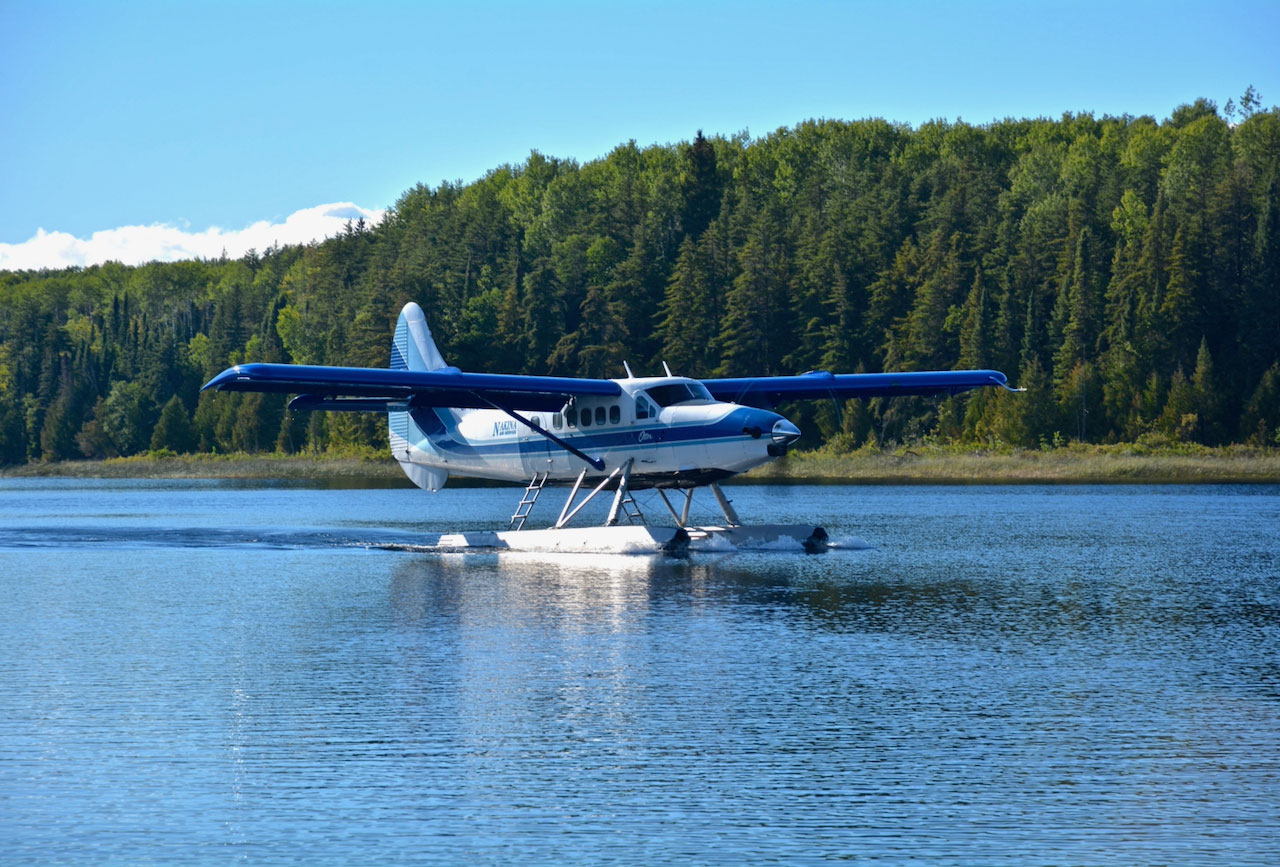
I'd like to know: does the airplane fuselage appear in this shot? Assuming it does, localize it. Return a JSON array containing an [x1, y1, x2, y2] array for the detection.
[[389, 376, 800, 489]]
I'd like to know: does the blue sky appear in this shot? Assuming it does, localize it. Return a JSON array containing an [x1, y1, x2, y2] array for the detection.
[[2, 0, 1277, 268]]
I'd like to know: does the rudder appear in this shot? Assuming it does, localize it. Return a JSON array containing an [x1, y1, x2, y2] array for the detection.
[[391, 301, 449, 371], [389, 301, 450, 491]]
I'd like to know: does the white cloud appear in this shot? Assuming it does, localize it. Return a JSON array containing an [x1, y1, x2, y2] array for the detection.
[[0, 202, 387, 272]]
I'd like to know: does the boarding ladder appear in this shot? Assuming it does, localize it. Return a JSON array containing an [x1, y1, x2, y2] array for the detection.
[[605, 459, 646, 527], [612, 488, 646, 526], [509, 472, 550, 531]]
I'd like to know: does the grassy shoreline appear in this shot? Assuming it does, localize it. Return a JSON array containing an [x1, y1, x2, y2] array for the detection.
[[746, 443, 1280, 485], [4, 444, 1279, 485], [0, 452, 409, 482]]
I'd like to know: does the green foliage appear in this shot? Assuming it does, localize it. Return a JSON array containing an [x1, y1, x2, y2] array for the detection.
[[1, 94, 1278, 466], [983, 355, 1055, 448], [100, 380, 158, 457], [1241, 363, 1280, 445], [150, 395, 196, 454]]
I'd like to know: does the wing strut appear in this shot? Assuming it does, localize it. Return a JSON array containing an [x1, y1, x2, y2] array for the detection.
[[476, 394, 606, 471]]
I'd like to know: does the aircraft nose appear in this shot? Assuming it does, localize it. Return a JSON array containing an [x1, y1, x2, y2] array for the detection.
[[771, 419, 801, 446]]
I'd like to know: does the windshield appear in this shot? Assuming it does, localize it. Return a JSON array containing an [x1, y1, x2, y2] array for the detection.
[[645, 382, 714, 407]]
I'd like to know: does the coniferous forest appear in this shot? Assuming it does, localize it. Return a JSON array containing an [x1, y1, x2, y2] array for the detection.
[[1, 95, 1278, 466]]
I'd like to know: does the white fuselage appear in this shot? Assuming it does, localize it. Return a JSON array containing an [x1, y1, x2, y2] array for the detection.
[[389, 376, 799, 489]]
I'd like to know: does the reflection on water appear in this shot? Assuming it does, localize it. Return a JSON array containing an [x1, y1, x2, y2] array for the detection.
[[0, 480, 1277, 864]]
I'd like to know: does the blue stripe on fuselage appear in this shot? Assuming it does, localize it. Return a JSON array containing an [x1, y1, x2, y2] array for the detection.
[[405, 406, 778, 458]]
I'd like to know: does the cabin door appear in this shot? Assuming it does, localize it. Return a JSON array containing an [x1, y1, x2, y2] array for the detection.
[[518, 415, 553, 477]]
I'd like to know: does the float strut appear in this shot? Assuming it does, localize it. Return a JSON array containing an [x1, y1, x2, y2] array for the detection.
[[555, 464, 623, 529], [710, 482, 741, 527], [657, 489, 683, 526], [555, 468, 588, 528], [656, 487, 697, 528], [606, 458, 639, 526]]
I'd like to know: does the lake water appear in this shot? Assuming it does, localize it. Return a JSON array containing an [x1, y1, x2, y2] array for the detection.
[[1, 479, 1277, 864]]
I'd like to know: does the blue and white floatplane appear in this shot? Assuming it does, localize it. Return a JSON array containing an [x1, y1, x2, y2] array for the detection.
[[204, 303, 1018, 554]]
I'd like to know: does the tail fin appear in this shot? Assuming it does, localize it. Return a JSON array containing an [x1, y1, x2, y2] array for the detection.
[[391, 301, 449, 371], [389, 301, 449, 491]]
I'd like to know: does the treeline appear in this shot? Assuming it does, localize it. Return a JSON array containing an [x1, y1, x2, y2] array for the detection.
[[1, 94, 1278, 465]]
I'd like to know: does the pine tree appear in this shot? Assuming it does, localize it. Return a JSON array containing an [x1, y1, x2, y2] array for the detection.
[[1157, 367, 1196, 440], [572, 285, 629, 378], [100, 380, 157, 456], [957, 267, 989, 369], [988, 355, 1053, 447], [1138, 372, 1165, 432], [1100, 192, 1147, 437], [0, 355, 23, 465], [39, 364, 84, 461], [680, 130, 722, 241], [1161, 228, 1199, 370], [716, 210, 792, 376], [1241, 363, 1280, 445], [903, 230, 965, 369], [150, 395, 196, 453], [606, 233, 661, 369], [1191, 338, 1224, 444], [1135, 193, 1169, 375], [657, 236, 718, 376], [1053, 229, 1100, 396]]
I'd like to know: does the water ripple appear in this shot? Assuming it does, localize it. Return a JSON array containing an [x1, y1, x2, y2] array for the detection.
[[1, 482, 1277, 864]]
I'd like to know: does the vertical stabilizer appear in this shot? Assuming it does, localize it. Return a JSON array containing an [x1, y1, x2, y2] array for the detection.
[[389, 301, 450, 491], [391, 301, 449, 371]]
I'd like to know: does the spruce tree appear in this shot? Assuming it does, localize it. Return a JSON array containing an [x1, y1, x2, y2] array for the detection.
[[1191, 338, 1224, 444], [150, 395, 196, 454]]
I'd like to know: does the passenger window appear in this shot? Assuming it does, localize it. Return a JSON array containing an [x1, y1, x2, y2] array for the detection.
[[609, 405, 620, 424], [595, 406, 606, 425], [566, 408, 577, 427], [530, 415, 541, 429], [552, 413, 562, 430], [580, 408, 592, 427], [636, 398, 648, 420]]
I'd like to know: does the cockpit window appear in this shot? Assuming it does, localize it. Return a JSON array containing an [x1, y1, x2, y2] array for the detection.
[[645, 382, 713, 407]]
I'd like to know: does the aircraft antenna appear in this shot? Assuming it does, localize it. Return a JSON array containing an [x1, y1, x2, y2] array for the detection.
[[623, 361, 634, 379], [662, 361, 674, 377]]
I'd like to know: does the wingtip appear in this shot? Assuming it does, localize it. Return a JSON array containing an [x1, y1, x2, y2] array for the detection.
[[200, 367, 232, 392], [201, 364, 247, 392]]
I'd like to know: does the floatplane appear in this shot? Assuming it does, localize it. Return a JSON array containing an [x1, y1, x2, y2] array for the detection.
[[203, 302, 1018, 554]]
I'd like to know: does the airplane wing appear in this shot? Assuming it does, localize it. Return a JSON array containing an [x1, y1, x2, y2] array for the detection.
[[702, 369, 1013, 408], [201, 363, 621, 412], [204, 363, 1013, 412]]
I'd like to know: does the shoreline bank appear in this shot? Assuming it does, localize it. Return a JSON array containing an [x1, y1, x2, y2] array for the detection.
[[747, 445, 1280, 485], [4, 445, 1279, 485]]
